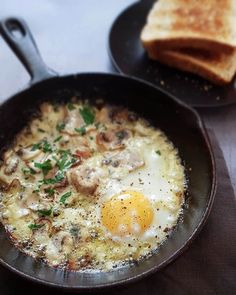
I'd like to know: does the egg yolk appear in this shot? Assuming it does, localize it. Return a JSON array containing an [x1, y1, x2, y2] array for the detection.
[[101, 191, 154, 237]]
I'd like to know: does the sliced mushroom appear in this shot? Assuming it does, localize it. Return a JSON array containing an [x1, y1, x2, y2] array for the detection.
[[68, 165, 107, 196], [4, 154, 19, 175], [103, 149, 145, 172], [20, 193, 40, 211], [40, 102, 55, 114], [45, 230, 74, 266], [17, 189, 52, 212], [17, 146, 42, 161], [7, 178, 21, 194], [69, 168, 99, 195], [63, 108, 85, 135], [109, 107, 129, 124], [59, 135, 89, 156], [96, 106, 130, 125], [96, 106, 111, 124], [40, 102, 66, 118], [96, 128, 131, 151], [74, 149, 91, 161]]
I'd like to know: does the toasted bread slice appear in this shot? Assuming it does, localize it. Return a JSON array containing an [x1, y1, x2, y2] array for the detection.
[[148, 48, 236, 85], [141, 0, 236, 53]]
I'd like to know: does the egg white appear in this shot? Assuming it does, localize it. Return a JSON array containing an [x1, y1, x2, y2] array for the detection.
[[97, 134, 185, 245]]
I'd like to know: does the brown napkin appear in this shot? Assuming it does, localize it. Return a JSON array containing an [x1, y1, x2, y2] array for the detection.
[[0, 131, 235, 295]]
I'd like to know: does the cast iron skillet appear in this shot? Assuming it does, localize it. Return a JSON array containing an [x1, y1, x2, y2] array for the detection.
[[109, 0, 236, 108], [0, 17, 216, 291]]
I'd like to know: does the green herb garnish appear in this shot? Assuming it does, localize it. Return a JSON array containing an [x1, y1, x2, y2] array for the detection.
[[54, 152, 75, 171], [67, 103, 76, 110], [22, 167, 36, 175], [41, 171, 64, 185], [31, 143, 41, 151], [58, 149, 71, 156], [28, 223, 44, 230], [54, 172, 65, 182], [74, 126, 86, 135], [37, 208, 52, 217], [45, 187, 55, 196], [54, 135, 62, 143], [79, 105, 95, 125], [34, 159, 52, 176], [60, 191, 72, 204], [56, 122, 65, 132], [42, 140, 53, 153], [155, 150, 161, 156], [31, 140, 52, 153]]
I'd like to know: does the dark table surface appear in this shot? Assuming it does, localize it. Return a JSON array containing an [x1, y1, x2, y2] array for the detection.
[[0, 1, 236, 294]]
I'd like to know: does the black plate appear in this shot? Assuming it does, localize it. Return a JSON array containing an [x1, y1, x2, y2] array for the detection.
[[109, 0, 236, 108]]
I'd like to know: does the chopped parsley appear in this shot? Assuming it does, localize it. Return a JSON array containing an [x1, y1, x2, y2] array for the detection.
[[79, 105, 95, 125], [41, 172, 64, 185], [31, 143, 41, 151], [42, 140, 53, 153], [53, 151, 75, 171], [31, 139, 53, 153], [67, 103, 76, 110], [28, 223, 44, 230], [155, 150, 161, 156], [56, 122, 65, 132], [60, 191, 72, 204], [22, 167, 36, 175], [45, 187, 55, 196], [37, 208, 52, 217], [58, 149, 71, 156], [75, 126, 86, 135], [53, 135, 62, 143], [34, 159, 52, 176]]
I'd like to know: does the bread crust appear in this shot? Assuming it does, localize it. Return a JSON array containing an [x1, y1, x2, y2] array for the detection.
[[141, 0, 236, 53], [148, 49, 236, 85]]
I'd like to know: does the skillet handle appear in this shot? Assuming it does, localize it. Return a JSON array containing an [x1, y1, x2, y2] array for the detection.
[[0, 17, 57, 84], [140, 0, 155, 5]]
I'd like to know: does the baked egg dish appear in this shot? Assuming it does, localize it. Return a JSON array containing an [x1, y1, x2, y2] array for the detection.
[[0, 99, 186, 271]]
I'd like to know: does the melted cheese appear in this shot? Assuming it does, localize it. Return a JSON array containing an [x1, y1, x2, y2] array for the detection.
[[0, 100, 186, 272]]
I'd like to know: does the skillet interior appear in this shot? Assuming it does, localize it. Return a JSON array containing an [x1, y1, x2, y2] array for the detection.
[[0, 73, 216, 290]]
